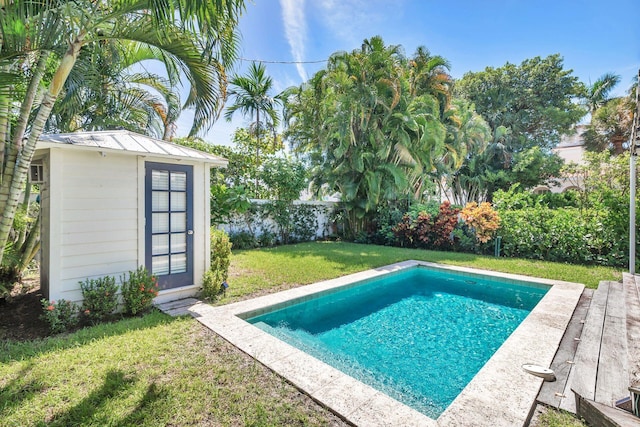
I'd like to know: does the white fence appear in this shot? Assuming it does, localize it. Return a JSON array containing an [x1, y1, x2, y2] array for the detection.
[[219, 199, 338, 241]]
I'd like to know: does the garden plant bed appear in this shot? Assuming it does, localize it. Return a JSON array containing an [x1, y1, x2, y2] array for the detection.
[[0, 279, 49, 341]]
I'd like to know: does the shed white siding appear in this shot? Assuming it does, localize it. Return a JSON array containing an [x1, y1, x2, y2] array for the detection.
[[40, 149, 138, 301], [40, 145, 212, 304]]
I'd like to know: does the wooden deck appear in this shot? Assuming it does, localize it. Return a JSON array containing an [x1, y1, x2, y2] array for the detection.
[[536, 274, 640, 426]]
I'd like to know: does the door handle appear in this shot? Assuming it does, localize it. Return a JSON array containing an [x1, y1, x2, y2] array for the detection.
[[187, 230, 194, 235]]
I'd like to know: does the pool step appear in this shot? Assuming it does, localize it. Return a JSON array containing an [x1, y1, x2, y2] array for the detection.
[[155, 297, 202, 317]]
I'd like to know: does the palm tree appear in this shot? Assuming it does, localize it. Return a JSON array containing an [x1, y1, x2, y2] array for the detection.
[[583, 96, 634, 154], [224, 62, 281, 192], [582, 73, 636, 155], [47, 41, 182, 140], [0, 0, 246, 264], [585, 72, 621, 114], [407, 46, 452, 119], [283, 36, 451, 237]]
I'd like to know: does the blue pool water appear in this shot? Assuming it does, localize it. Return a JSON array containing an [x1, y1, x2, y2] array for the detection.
[[246, 266, 548, 418]]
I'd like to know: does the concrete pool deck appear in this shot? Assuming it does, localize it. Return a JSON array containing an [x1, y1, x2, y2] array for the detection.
[[184, 260, 584, 426]]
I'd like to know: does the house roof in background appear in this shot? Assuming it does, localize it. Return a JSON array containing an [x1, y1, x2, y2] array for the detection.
[[38, 130, 227, 166]]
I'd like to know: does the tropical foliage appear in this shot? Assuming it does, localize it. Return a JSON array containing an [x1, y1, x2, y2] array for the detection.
[[282, 37, 484, 237], [583, 95, 635, 154], [0, 0, 246, 267], [202, 228, 232, 300], [120, 266, 159, 315], [225, 62, 282, 193], [79, 275, 119, 323], [455, 54, 585, 152], [459, 202, 501, 243], [46, 41, 182, 140], [452, 55, 585, 201], [493, 151, 637, 267], [393, 201, 460, 250]]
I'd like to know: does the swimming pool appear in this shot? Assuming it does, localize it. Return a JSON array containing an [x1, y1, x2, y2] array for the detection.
[[246, 267, 548, 418], [192, 260, 584, 426]]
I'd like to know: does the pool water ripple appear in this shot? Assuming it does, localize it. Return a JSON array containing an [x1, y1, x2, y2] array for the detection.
[[249, 268, 547, 418]]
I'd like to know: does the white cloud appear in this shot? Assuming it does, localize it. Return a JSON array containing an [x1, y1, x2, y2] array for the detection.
[[280, 0, 308, 82], [314, 0, 406, 47]]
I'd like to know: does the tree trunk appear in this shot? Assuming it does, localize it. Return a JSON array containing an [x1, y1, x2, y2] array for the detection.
[[255, 109, 260, 195], [612, 135, 626, 155], [16, 179, 32, 248], [18, 215, 40, 272], [1, 52, 49, 190], [0, 94, 9, 174], [0, 37, 83, 264]]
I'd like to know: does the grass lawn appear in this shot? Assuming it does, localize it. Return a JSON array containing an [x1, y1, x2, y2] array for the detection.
[[221, 241, 622, 305], [0, 312, 347, 427], [1, 242, 615, 426]]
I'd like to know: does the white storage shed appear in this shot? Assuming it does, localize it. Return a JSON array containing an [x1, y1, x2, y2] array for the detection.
[[34, 130, 226, 304]]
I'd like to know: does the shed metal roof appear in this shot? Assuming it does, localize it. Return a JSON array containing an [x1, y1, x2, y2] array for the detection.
[[38, 130, 228, 166]]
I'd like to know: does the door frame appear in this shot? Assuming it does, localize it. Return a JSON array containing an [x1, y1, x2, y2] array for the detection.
[[144, 161, 194, 290]]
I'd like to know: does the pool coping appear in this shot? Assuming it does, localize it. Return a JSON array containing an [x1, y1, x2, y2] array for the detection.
[[188, 260, 584, 427]]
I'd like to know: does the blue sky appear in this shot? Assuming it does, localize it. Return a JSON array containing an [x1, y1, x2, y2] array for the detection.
[[176, 0, 639, 145]]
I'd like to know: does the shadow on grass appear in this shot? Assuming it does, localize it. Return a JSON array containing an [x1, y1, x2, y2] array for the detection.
[[0, 310, 181, 364], [0, 362, 45, 417], [117, 382, 169, 425], [46, 371, 170, 427], [47, 370, 136, 427]]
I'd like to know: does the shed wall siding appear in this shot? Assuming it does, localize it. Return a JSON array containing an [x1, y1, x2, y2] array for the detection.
[[52, 150, 139, 301]]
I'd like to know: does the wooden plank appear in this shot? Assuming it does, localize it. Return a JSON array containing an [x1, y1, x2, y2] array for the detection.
[[559, 289, 595, 413], [607, 280, 626, 319], [576, 394, 640, 427], [571, 281, 610, 401], [595, 314, 629, 406], [537, 289, 593, 411], [626, 274, 640, 388]]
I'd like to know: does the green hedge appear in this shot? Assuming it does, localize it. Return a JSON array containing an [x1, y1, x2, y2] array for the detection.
[[498, 206, 628, 267]]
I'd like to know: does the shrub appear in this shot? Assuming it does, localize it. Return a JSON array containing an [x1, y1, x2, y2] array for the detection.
[[459, 202, 501, 243], [498, 206, 628, 266], [80, 276, 118, 323], [391, 202, 460, 250], [290, 204, 320, 243], [370, 203, 406, 246], [202, 229, 232, 300], [40, 298, 79, 333], [393, 214, 414, 247], [229, 231, 257, 249], [121, 266, 159, 315], [257, 230, 277, 247], [408, 200, 440, 218], [430, 201, 460, 248], [413, 211, 433, 248]]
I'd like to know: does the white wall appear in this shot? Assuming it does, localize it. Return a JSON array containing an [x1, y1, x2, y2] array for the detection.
[[220, 199, 337, 240]]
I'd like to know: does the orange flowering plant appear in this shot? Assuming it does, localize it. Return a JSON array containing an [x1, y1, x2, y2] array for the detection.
[[40, 298, 79, 334], [120, 266, 159, 315], [80, 275, 118, 323], [459, 202, 501, 243]]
